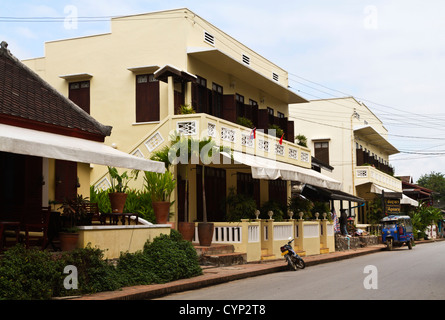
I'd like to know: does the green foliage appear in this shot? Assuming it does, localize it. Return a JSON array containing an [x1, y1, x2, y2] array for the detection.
[[142, 230, 202, 283], [224, 188, 257, 221], [143, 171, 176, 202], [288, 195, 313, 219], [268, 124, 284, 138], [0, 231, 202, 300], [54, 245, 122, 297], [295, 134, 308, 147], [417, 171, 445, 203], [107, 166, 138, 193], [0, 245, 60, 300], [178, 104, 196, 114], [409, 203, 443, 240], [90, 186, 156, 223], [368, 198, 384, 224], [260, 200, 286, 221], [236, 117, 254, 129]]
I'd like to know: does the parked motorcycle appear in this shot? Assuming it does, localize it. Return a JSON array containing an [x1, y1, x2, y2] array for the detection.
[[280, 238, 305, 271]]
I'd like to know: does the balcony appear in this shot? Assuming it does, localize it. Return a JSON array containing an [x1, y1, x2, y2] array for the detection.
[[355, 165, 402, 192], [185, 90, 295, 143], [142, 113, 311, 169], [356, 149, 394, 176]]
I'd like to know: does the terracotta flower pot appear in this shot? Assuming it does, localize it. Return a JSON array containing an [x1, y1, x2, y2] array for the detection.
[[178, 222, 195, 242], [108, 192, 128, 214], [198, 222, 214, 246], [59, 232, 79, 251], [152, 201, 170, 224]]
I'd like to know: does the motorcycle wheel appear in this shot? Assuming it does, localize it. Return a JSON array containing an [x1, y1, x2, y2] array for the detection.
[[286, 256, 297, 271], [294, 257, 306, 269], [386, 238, 393, 251], [407, 239, 413, 250]]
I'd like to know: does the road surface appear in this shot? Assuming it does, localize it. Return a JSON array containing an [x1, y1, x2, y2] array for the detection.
[[158, 241, 445, 300]]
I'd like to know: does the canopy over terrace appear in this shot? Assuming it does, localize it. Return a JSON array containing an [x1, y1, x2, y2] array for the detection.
[[221, 150, 342, 190], [0, 123, 165, 173]]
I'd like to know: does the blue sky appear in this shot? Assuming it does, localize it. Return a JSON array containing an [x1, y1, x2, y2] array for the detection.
[[1, 0, 445, 182]]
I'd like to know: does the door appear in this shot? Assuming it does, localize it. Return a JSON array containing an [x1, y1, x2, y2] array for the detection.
[[196, 166, 226, 222], [0, 152, 42, 222]]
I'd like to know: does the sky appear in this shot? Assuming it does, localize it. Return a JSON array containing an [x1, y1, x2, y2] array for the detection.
[[1, 0, 444, 183]]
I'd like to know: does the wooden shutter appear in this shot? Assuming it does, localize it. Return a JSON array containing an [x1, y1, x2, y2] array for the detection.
[[136, 74, 160, 122], [69, 81, 90, 114]]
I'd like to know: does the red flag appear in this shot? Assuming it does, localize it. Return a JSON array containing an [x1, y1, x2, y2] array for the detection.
[[279, 133, 284, 145], [250, 127, 256, 140]]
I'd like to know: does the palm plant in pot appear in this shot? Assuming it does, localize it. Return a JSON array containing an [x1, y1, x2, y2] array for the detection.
[[164, 135, 195, 241], [196, 137, 233, 246], [143, 170, 176, 224], [107, 166, 136, 214], [58, 194, 90, 251]]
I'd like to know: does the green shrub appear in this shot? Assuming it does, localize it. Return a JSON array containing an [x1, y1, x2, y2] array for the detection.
[[53, 245, 122, 297], [260, 200, 286, 221], [224, 188, 257, 221], [142, 230, 202, 283], [116, 251, 159, 286], [0, 231, 202, 300], [0, 245, 60, 300]]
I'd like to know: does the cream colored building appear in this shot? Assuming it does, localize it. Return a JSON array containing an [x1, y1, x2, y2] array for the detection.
[[289, 97, 410, 226], [23, 9, 342, 258]]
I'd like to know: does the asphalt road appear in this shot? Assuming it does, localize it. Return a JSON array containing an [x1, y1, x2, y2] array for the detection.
[[159, 241, 445, 300]]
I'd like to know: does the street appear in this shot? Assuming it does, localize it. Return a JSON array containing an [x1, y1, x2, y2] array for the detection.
[[158, 241, 445, 300]]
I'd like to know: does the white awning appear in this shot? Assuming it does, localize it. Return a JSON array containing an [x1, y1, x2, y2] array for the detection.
[[370, 184, 419, 207], [0, 124, 165, 173], [221, 151, 342, 190]]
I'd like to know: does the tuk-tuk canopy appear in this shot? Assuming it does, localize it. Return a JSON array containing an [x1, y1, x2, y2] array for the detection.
[[380, 215, 411, 223]]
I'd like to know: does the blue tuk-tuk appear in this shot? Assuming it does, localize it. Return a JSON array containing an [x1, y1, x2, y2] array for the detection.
[[380, 215, 414, 251]]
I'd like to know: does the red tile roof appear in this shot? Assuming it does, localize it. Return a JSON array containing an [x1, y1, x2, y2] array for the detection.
[[0, 41, 111, 141]]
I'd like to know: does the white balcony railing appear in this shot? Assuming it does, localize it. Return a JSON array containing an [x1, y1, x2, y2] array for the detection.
[[355, 165, 402, 192]]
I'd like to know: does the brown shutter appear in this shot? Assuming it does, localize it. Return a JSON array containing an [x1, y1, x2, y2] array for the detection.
[[69, 81, 90, 114], [136, 74, 160, 122]]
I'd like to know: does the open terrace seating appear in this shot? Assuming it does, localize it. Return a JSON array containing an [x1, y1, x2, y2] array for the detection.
[[0, 203, 141, 253]]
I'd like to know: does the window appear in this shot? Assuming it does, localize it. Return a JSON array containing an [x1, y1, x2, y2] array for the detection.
[[192, 76, 208, 114], [69, 81, 90, 114], [211, 83, 223, 118], [136, 74, 160, 123], [267, 107, 274, 116], [314, 141, 330, 165], [277, 111, 285, 119]]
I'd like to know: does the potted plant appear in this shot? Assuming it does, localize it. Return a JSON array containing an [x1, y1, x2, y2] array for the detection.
[[58, 195, 90, 251], [107, 167, 136, 214], [144, 170, 176, 224]]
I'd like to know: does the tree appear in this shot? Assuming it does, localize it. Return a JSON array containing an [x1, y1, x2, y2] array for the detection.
[[417, 171, 445, 203], [410, 203, 443, 240]]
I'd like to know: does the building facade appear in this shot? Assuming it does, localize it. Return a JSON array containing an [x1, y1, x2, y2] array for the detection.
[[23, 8, 341, 227], [289, 97, 409, 227]]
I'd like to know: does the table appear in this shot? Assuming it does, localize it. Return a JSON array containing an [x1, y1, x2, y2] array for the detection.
[[100, 213, 139, 225], [0, 221, 21, 251]]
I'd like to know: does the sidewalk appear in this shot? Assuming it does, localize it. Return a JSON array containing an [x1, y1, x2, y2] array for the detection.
[[75, 243, 389, 301]]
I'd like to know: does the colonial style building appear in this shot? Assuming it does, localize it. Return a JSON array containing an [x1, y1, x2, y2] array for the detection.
[[290, 97, 417, 227], [23, 8, 340, 230], [0, 40, 164, 251]]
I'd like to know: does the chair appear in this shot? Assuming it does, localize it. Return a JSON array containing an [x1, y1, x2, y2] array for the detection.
[[24, 206, 51, 250], [85, 203, 100, 224]]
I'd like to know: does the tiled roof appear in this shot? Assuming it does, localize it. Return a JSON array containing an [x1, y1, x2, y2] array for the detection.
[[0, 41, 111, 140]]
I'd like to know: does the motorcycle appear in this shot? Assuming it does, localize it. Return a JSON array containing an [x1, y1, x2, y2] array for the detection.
[[280, 238, 305, 271]]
